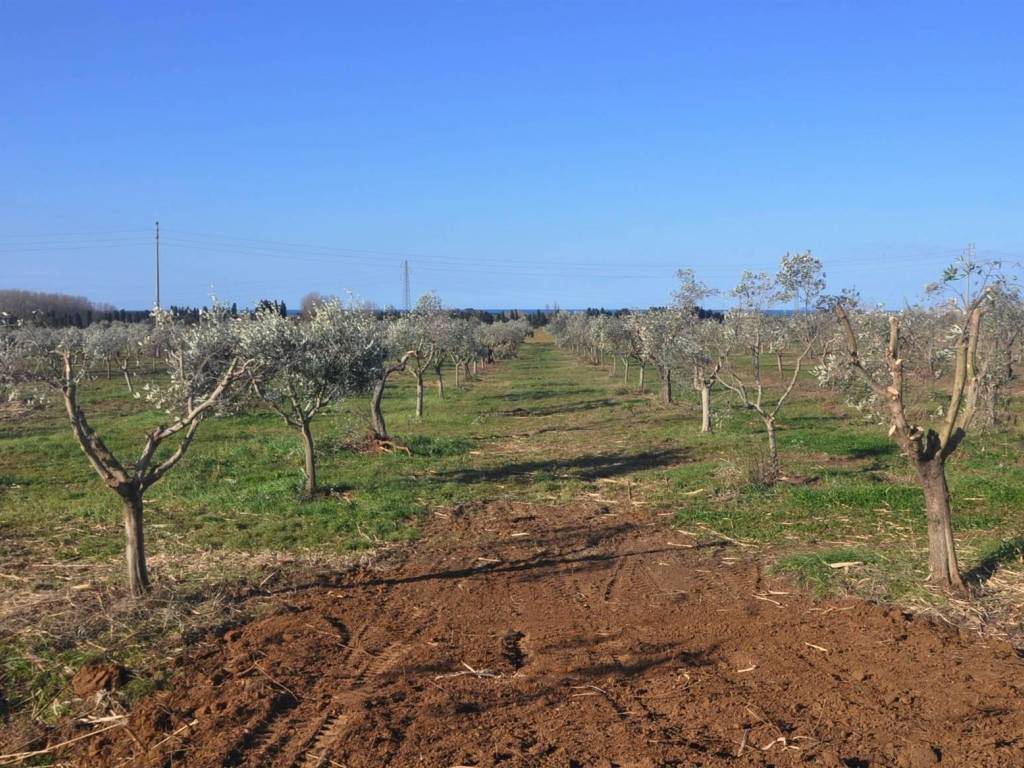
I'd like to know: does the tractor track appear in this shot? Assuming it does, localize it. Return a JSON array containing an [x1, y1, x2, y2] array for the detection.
[[78, 500, 1024, 767]]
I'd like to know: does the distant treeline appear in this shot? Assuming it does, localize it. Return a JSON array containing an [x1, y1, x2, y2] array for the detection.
[[569, 306, 725, 322], [1, 289, 722, 328], [0, 289, 148, 327], [450, 308, 550, 327], [0, 290, 290, 327], [361, 307, 549, 327]]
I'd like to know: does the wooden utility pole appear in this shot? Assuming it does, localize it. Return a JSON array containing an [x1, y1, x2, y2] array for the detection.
[[155, 220, 161, 310], [403, 259, 411, 311]]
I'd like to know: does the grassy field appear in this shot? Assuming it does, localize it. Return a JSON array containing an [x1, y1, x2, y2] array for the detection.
[[2, 330, 1024, 736]]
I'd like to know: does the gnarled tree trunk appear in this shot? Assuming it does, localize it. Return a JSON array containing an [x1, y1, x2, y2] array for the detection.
[[370, 376, 390, 439], [119, 488, 149, 596], [915, 457, 966, 591]]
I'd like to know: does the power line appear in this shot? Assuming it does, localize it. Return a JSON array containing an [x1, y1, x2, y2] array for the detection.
[[0, 230, 150, 240]]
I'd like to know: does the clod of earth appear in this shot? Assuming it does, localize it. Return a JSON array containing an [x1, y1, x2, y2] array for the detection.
[[74, 502, 1024, 767]]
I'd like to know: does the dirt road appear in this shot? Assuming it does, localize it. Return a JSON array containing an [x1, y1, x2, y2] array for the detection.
[[78, 500, 1024, 767]]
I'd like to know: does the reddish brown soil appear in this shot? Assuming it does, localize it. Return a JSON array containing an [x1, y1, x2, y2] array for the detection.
[[80, 502, 1024, 767]]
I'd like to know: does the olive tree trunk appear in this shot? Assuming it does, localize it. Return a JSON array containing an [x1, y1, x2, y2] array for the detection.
[[699, 384, 712, 433], [300, 420, 317, 496], [120, 489, 149, 597], [370, 376, 390, 439], [916, 457, 966, 591], [435, 364, 445, 398], [764, 416, 778, 466]]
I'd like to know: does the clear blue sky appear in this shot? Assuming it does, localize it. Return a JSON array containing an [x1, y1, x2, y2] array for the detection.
[[2, 1, 1022, 310]]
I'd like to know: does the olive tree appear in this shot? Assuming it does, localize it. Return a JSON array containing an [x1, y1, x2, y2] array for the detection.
[[447, 318, 483, 386], [391, 293, 446, 419], [481, 318, 531, 361], [830, 254, 1006, 592], [672, 269, 724, 433], [244, 301, 380, 496], [718, 263, 821, 471], [85, 321, 149, 394], [623, 313, 650, 392], [368, 317, 417, 441], [630, 309, 688, 404], [601, 315, 633, 382], [548, 311, 590, 360], [0, 327, 21, 403], [2, 309, 255, 596], [976, 285, 1024, 427]]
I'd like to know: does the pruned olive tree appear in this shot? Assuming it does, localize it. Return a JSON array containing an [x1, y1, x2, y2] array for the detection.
[[447, 318, 483, 386], [368, 317, 416, 441], [718, 261, 822, 471], [480, 318, 531, 361], [672, 269, 724, 433], [976, 284, 1024, 427], [587, 314, 618, 371], [600, 315, 633, 382], [391, 293, 445, 419], [622, 313, 650, 392], [427, 313, 460, 399], [2, 309, 255, 596], [548, 311, 590, 361], [830, 253, 1006, 593], [243, 301, 380, 496], [85, 321, 150, 394], [688, 319, 728, 433], [630, 309, 687, 404]]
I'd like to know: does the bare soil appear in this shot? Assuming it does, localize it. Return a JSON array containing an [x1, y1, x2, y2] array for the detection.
[[78, 502, 1024, 767]]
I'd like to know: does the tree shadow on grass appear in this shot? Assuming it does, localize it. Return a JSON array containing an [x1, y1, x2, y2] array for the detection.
[[495, 398, 618, 418], [847, 445, 899, 459], [496, 388, 599, 403], [964, 536, 1024, 586], [360, 537, 728, 591], [436, 448, 691, 484]]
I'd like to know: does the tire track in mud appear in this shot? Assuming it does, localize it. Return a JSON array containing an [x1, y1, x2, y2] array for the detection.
[[223, 692, 301, 767], [252, 611, 438, 768], [297, 709, 353, 768], [229, 615, 374, 768], [81, 501, 1024, 768]]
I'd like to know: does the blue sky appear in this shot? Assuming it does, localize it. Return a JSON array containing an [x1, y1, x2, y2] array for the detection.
[[2, 1, 1022, 310]]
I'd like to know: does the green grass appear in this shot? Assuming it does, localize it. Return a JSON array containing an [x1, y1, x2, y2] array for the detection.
[[4, 333, 1024, 729], [775, 548, 882, 595], [7, 337, 1020, 575]]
